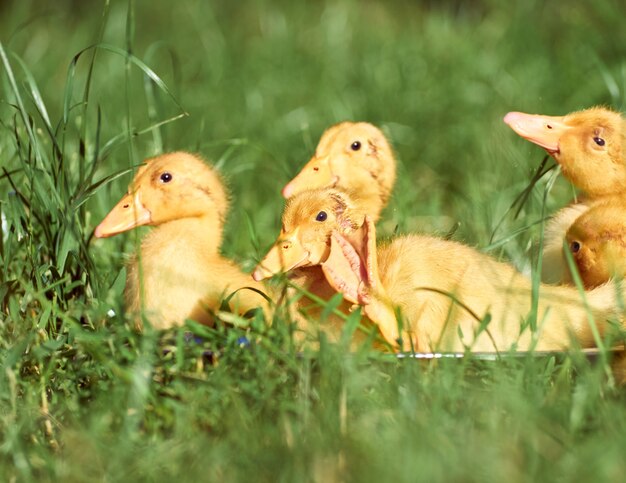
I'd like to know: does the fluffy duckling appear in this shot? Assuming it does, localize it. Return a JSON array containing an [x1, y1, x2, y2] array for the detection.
[[504, 107, 626, 285], [95, 152, 269, 330], [563, 201, 626, 288], [255, 188, 624, 352], [281, 122, 396, 222], [252, 189, 380, 347], [504, 107, 626, 197]]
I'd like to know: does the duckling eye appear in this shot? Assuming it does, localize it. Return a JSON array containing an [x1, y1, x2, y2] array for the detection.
[[316, 211, 328, 222], [160, 172, 173, 183], [593, 137, 605, 146], [350, 141, 361, 151], [570, 241, 581, 253]]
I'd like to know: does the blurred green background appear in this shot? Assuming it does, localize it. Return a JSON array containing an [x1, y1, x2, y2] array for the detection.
[[1, 0, 626, 481], [3, 0, 625, 259]]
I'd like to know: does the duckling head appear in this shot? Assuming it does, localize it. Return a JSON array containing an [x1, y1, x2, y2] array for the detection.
[[281, 122, 396, 220], [565, 203, 626, 288], [504, 107, 626, 197], [252, 188, 364, 280], [95, 152, 228, 238]]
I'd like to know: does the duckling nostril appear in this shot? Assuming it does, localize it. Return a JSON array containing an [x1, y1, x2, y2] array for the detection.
[[282, 244, 290, 250], [123, 204, 130, 209], [546, 124, 553, 130]]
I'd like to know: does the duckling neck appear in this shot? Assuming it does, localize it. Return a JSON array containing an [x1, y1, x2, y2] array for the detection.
[[142, 215, 222, 256], [341, 177, 387, 221]]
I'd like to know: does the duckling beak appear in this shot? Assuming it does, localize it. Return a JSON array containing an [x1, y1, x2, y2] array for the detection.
[[282, 155, 338, 198], [252, 230, 310, 281], [504, 112, 570, 154], [94, 191, 152, 238]]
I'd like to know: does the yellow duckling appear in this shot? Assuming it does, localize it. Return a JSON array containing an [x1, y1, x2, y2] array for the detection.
[[504, 107, 626, 284], [254, 188, 624, 352], [252, 189, 380, 347], [259, 121, 395, 346], [563, 200, 626, 288], [504, 107, 626, 197], [282, 122, 396, 222], [95, 152, 269, 329]]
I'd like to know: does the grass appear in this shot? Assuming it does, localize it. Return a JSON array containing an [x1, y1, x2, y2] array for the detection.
[[1, 0, 626, 480]]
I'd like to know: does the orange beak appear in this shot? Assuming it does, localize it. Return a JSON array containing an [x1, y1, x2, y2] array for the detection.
[[94, 191, 152, 238], [503, 112, 571, 154], [282, 155, 337, 198], [252, 230, 310, 281]]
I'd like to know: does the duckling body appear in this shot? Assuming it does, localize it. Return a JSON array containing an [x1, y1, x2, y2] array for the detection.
[[351, 229, 619, 351], [256, 188, 624, 352], [95, 152, 268, 330], [125, 217, 265, 328], [279, 266, 375, 347], [282, 122, 396, 222], [505, 107, 626, 285]]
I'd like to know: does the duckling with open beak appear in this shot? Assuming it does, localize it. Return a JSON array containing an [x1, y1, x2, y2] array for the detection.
[[256, 188, 626, 352], [252, 189, 382, 347]]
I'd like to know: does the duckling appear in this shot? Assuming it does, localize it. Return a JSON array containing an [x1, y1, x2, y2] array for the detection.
[[255, 188, 624, 352], [504, 107, 626, 285], [252, 189, 380, 347], [504, 107, 626, 197], [95, 152, 269, 330], [282, 122, 396, 222], [563, 200, 626, 288]]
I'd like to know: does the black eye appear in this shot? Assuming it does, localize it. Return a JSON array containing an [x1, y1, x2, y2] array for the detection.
[[160, 172, 173, 183], [350, 141, 361, 151], [570, 241, 581, 253], [315, 211, 327, 222], [593, 137, 605, 146]]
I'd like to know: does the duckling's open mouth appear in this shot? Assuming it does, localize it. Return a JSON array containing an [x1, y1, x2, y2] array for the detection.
[[504, 111, 567, 155]]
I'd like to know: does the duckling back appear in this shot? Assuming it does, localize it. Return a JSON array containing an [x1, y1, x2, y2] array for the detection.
[[365, 233, 624, 352]]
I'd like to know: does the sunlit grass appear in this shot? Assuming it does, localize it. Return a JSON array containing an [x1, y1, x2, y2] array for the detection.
[[1, 0, 626, 481]]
